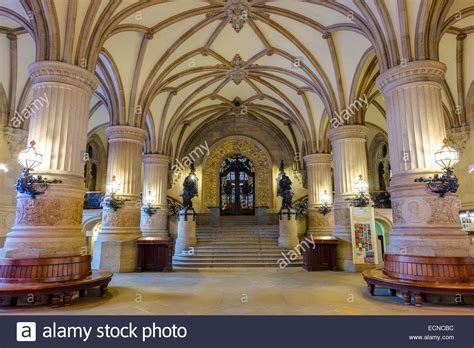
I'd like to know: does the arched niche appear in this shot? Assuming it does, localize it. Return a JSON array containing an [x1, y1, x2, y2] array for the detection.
[[202, 136, 273, 212]]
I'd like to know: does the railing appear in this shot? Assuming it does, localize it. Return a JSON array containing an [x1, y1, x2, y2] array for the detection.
[[293, 195, 308, 218], [370, 191, 391, 209], [167, 196, 183, 218], [84, 192, 105, 209]]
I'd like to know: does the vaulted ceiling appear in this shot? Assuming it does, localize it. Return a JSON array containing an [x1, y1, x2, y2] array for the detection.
[[1, 0, 473, 160]]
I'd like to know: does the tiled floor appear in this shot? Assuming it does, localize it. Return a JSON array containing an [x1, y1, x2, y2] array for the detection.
[[1, 268, 473, 315]]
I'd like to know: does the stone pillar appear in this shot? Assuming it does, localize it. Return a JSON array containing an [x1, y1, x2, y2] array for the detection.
[[0, 62, 98, 258], [328, 125, 369, 271], [278, 208, 298, 249], [376, 60, 470, 257], [140, 154, 170, 237], [304, 153, 334, 237], [175, 208, 197, 255], [0, 127, 27, 247], [93, 126, 147, 273]]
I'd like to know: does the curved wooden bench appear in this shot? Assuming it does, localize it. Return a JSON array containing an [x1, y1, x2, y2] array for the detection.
[[0, 270, 113, 307], [363, 269, 474, 307]]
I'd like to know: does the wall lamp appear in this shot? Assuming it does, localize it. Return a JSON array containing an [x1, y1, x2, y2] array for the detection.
[[318, 190, 332, 215], [414, 138, 459, 198], [16, 140, 62, 198]]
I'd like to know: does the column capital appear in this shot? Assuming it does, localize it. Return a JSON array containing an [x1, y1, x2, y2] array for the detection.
[[327, 125, 368, 142], [376, 60, 446, 94], [29, 61, 99, 93], [143, 153, 171, 165], [106, 125, 147, 145], [303, 153, 332, 165]]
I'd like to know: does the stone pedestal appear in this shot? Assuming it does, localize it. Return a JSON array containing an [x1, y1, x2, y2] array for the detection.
[[328, 125, 369, 271], [377, 61, 470, 258], [208, 207, 219, 226], [94, 126, 147, 272], [140, 209, 168, 238], [304, 153, 334, 236], [93, 202, 141, 273], [1, 61, 99, 259], [278, 208, 298, 249], [257, 206, 268, 225], [140, 154, 170, 237], [175, 208, 197, 255]]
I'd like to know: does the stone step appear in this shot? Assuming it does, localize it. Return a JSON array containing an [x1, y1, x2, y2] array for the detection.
[[172, 262, 302, 268]]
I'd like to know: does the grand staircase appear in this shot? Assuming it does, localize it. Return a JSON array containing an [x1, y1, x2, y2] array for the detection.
[[172, 218, 303, 269]]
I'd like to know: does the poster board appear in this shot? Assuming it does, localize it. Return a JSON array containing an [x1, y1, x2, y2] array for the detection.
[[350, 206, 379, 265]]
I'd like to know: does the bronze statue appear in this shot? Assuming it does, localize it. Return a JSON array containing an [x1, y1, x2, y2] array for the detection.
[[181, 162, 198, 209], [277, 160, 293, 209]]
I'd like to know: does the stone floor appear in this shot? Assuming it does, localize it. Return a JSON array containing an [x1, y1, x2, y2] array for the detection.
[[1, 268, 473, 315]]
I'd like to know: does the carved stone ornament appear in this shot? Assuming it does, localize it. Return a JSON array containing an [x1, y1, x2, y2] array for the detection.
[[229, 54, 247, 85], [446, 125, 470, 154], [224, 0, 250, 33], [203, 138, 272, 208], [102, 209, 140, 228], [3, 127, 28, 157], [15, 196, 83, 226]]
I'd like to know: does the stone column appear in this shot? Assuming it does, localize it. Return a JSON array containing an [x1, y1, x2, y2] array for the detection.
[[92, 125, 147, 273], [1, 61, 99, 258], [0, 127, 27, 247], [376, 60, 470, 257], [140, 154, 170, 237], [304, 153, 334, 237], [327, 125, 369, 271]]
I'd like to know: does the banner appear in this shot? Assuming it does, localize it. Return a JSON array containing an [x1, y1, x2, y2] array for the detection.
[[350, 206, 379, 264]]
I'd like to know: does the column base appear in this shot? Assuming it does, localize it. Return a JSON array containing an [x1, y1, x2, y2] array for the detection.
[[278, 208, 298, 249], [94, 202, 141, 273], [92, 237, 138, 273], [389, 183, 471, 257], [307, 209, 334, 237], [140, 209, 169, 238]]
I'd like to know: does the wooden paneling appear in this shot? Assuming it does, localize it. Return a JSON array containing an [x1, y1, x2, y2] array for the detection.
[[0, 255, 92, 283], [383, 254, 474, 283]]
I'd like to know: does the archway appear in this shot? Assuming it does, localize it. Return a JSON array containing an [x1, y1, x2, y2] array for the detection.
[[202, 137, 273, 212]]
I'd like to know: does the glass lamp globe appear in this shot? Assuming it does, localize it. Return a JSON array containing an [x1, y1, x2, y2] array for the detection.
[[320, 190, 330, 205], [106, 175, 122, 195], [434, 138, 459, 170], [354, 175, 368, 194], [17, 140, 43, 171]]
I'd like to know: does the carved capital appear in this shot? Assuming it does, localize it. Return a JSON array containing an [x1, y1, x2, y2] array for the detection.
[[29, 61, 99, 94], [3, 126, 28, 157], [327, 125, 368, 142], [376, 60, 446, 94], [106, 125, 148, 145]]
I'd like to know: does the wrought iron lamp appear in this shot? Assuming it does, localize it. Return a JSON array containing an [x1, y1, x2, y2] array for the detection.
[[143, 190, 159, 217], [414, 138, 459, 197], [16, 140, 62, 198], [318, 190, 332, 215], [102, 175, 128, 211], [347, 175, 370, 207]]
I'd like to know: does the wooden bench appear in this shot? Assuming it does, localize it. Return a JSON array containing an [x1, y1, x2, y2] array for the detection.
[[363, 269, 474, 306], [0, 270, 112, 307], [0, 255, 113, 307]]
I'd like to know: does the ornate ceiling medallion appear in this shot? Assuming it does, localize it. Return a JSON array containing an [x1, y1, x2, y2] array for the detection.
[[229, 54, 247, 85], [224, 0, 250, 33]]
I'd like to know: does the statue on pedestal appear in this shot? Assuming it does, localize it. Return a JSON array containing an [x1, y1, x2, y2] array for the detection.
[[277, 160, 293, 210], [181, 162, 198, 209]]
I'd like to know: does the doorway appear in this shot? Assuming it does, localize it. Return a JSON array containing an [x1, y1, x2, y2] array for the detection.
[[220, 154, 255, 215]]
